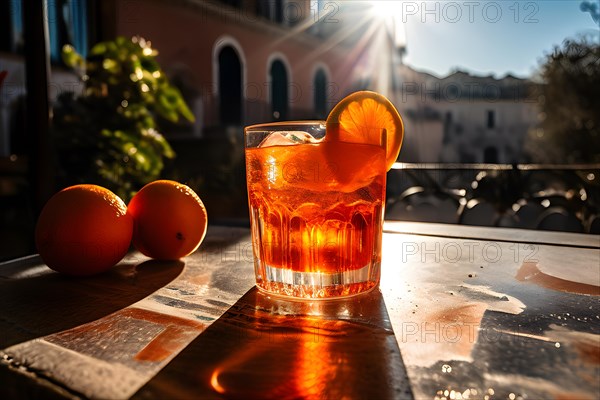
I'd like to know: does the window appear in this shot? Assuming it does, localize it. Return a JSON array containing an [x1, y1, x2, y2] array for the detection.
[[0, 0, 23, 53], [484, 146, 498, 163], [0, 2, 11, 53], [274, 1, 284, 23], [487, 110, 495, 129], [256, 0, 286, 24], [256, 0, 270, 19], [270, 59, 288, 120], [443, 111, 453, 144], [309, 0, 328, 37], [47, 0, 89, 63], [313, 68, 327, 119], [445, 111, 453, 124], [218, 46, 242, 125], [218, 0, 241, 8]]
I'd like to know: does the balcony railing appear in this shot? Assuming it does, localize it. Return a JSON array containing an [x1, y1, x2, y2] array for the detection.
[[386, 163, 600, 234]]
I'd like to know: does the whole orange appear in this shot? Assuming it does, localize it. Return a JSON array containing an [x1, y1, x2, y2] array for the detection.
[[35, 184, 133, 276], [127, 180, 208, 260]]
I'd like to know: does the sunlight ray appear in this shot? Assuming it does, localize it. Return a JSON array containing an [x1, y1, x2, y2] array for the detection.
[[295, 13, 380, 70]]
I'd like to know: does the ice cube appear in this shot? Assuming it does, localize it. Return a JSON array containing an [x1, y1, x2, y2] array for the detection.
[[259, 131, 322, 148]]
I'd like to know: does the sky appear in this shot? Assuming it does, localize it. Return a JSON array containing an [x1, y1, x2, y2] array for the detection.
[[374, 0, 600, 78]]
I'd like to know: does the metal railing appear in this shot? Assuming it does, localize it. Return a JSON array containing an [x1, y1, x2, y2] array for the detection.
[[386, 163, 600, 234]]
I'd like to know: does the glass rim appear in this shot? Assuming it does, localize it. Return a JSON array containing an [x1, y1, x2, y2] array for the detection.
[[244, 120, 326, 132], [245, 121, 387, 148]]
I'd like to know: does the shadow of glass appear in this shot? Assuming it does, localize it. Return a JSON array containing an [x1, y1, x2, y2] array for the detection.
[[0, 259, 184, 349], [134, 288, 413, 399]]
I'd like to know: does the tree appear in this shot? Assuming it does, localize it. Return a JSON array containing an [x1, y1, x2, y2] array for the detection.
[[529, 35, 600, 163], [580, 1, 600, 25], [53, 36, 194, 200]]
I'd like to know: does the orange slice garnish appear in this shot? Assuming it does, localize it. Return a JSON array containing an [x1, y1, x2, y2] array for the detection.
[[326, 91, 404, 171]]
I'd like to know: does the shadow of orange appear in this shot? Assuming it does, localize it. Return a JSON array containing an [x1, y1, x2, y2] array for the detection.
[[0, 259, 184, 348]]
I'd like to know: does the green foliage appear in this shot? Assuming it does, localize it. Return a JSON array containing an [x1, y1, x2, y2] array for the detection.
[[53, 36, 195, 201], [529, 35, 600, 163]]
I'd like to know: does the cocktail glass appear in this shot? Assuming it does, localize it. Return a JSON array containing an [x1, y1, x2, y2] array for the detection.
[[245, 121, 387, 299]]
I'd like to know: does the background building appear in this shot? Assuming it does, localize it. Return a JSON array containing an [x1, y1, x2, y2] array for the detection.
[[1, 0, 398, 154], [393, 65, 539, 164]]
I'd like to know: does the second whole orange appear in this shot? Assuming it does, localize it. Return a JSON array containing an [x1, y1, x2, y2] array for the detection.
[[127, 180, 208, 260]]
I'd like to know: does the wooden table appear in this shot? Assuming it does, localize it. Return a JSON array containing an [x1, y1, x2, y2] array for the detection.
[[1, 222, 598, 399]]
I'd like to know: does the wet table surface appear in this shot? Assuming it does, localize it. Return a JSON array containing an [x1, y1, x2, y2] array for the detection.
[[0, 222, 599, 399]]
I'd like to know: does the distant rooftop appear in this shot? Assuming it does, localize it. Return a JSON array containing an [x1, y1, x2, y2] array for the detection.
[[395, 64, 537, 101]]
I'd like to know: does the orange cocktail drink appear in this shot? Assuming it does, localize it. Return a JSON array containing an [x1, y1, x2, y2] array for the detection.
[[245, 92, 403, 299], [246, 122, 386, 298]]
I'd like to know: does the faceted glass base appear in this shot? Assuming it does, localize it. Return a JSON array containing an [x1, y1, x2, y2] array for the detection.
[[255, 262, 380, 299]]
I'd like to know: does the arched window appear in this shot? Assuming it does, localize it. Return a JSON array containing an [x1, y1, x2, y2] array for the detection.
[[313, 68, 327, 119], [218, 46, 242, 125], [270, 60, 288, 121]]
